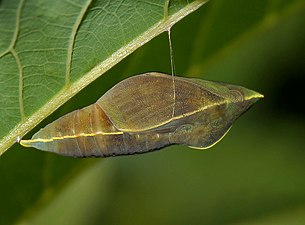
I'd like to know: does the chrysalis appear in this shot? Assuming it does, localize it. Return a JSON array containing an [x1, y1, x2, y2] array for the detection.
[[20, 72, 263, 157]]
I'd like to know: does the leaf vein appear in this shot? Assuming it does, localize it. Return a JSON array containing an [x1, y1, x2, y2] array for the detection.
[[65, 0, 93, 86]]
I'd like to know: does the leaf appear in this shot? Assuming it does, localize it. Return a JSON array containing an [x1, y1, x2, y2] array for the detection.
[[231, 205, 305, 225], [0, 0, 208, 155]]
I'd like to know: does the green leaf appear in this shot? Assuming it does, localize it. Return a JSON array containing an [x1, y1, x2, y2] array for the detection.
[[0, 0, 208, 155], [231, 205, 305, 225]]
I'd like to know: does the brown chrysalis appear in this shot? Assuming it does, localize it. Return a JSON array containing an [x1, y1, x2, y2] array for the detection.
[[20, 72, 263, 157]]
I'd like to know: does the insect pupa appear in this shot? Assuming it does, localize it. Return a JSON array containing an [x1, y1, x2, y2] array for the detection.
[[20, 72, 263, 157]]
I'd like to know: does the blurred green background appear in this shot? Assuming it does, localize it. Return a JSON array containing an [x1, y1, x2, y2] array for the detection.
[[1, 0, 305, 224]]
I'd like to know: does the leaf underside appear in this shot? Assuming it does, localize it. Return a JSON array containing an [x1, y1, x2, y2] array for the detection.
[[0, 0, 208, 155]]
